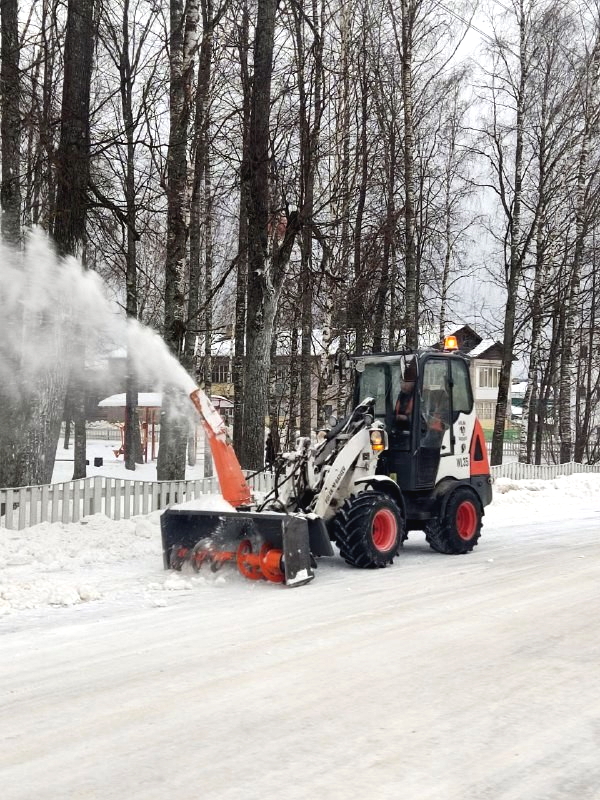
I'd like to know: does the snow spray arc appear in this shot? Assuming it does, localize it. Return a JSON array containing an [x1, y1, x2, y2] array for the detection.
[[0, 230, 197, 413]]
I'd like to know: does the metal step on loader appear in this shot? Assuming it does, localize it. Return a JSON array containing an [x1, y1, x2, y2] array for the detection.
[[161, 337, 493, 587]]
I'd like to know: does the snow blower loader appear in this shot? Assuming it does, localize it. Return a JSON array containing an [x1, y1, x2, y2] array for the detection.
[[160, 337, 492, 586]]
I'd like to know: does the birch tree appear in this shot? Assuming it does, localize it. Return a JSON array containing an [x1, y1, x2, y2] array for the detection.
[[478, 0, 541, 466]]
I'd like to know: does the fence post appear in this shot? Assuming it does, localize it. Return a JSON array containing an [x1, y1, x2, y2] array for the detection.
[[4, 488, 15, 529], [93, 476, 103, 516]]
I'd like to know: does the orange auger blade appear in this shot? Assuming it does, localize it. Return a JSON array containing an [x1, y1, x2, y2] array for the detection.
[[173, 539, 284, 583], [236, 540, 285, 583]]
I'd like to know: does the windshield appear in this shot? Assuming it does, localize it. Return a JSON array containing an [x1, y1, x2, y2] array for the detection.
[[355, 358, 407, 418]]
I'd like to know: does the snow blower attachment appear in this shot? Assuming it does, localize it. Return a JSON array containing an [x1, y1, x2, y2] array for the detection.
[[161, 348, 493, 587], [160, 388, 329, 586], [161, 506, 328, 586]]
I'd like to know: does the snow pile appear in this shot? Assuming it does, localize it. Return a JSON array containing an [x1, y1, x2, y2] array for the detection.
[[1, 474, 600, 616], [0, 512, 163, 614], [488, 472, 600, 524], [172, 494, 236, 512]]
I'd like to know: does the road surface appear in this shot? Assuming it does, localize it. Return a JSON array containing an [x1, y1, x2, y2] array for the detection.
[[1, 511, 600, 799]]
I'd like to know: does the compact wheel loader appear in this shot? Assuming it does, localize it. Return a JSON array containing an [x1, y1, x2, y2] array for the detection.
[[161, 340, 492, 586]]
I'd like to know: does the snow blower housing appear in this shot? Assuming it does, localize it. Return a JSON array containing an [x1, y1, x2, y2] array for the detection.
[[160, 344, 492, 586]]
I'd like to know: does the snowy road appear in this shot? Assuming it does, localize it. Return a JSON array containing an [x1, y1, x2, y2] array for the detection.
[[1, 479, 600, 799]]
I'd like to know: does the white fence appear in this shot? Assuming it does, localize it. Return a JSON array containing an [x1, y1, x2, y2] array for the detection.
[[2, 461, 599, 532], [0, 471, 273, 531], [490, 461, 600, 481]]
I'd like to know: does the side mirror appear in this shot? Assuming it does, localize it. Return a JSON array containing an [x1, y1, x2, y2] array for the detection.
[[329, 414, 337, 427]]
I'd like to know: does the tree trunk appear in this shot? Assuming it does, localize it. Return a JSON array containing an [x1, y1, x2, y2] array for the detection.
[[121, 0, 142, 470], [490, 0, 527, 467], [559, 32, 600, 463], [52, 0, 95, 482], [400, 0, 418, 349], [286, 324, 298, 447], [335, 1, 352, 417], [157, 0, 200, 481], [352, 34, 369, 356], [203, 157, 214, 478], [232, 0, 250, 458], [373, 118, 396, 353], [293, 0, 324, 436], [0, 0, 23, 489], [1, 0, 21, 245], [241, 0, 301, 469]]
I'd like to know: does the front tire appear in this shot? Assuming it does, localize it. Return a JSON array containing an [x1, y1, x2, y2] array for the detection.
[[333, 491, 405, 568], [424, 486, 482, 554]]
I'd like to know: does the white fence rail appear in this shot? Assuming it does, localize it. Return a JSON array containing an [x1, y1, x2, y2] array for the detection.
[[490, 461, 600, 481], [0, 471, 273, 531]]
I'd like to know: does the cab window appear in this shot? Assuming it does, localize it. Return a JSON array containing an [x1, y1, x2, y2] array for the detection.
[[450, 359, 473, 415], [357, 363, 401, 419]]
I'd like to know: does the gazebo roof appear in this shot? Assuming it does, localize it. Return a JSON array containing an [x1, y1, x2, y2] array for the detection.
[[98, 392, 233, 409], [99, 392, 162, 408]]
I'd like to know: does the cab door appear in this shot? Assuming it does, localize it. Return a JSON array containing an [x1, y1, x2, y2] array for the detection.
[[416, 357, 452, 488]]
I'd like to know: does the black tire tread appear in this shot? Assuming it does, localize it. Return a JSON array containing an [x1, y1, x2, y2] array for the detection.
[[424, 486, 482, 555], [333, 491, 406, 569]]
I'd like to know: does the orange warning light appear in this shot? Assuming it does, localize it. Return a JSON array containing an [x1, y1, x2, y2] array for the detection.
[[444, 335, 459, 351]]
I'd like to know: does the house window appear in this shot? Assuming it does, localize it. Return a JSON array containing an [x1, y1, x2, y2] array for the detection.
[[211, 363, 229, 384], [476, 401, 496, 420], [479, 366, 499, 389]]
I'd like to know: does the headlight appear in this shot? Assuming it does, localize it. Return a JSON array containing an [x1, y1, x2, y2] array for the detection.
[[370, 430, 385, 452]]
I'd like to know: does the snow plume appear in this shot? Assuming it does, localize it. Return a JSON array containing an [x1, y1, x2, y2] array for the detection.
[[0, 230, 196, 403]]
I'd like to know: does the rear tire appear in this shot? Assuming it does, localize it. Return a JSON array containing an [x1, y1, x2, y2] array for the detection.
[[333, 491, 405, 568], [424, 486, 482, 554]]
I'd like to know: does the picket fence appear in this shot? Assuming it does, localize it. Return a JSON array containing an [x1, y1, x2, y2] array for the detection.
[[0, 471, 273, 531], [490, 460, 600, 481], [2, 461, 600, 532]]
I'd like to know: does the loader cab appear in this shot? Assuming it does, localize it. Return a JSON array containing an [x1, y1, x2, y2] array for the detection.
[[352, 350, 474, 492]]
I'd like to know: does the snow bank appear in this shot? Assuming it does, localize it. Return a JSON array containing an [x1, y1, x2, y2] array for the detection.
[[488, 472, 600, 524], [0, 512, 161, 614], [1, 474, 600, 616], [172, 495, 236, 512]]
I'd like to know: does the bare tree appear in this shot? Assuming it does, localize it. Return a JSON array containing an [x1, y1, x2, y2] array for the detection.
[[559, 24, 600, 462], [1, 0, 21, 244], [231, 0, 250, 457], [157, 0, 200, 481], [240, 0, 301, 469], [476, 0, 541, 466], [52, 0, 95, 481]]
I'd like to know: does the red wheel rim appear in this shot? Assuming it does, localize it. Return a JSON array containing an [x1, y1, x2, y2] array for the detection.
[[456, 501, 478, 540], [371, 508, 398, 551]]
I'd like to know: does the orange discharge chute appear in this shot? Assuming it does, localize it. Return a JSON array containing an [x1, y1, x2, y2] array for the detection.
[[189, 389, 252, 507]]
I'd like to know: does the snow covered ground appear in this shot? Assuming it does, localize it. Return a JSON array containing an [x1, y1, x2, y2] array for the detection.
[[1, 474, 600, 799], [51, 433, 209, 484]]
